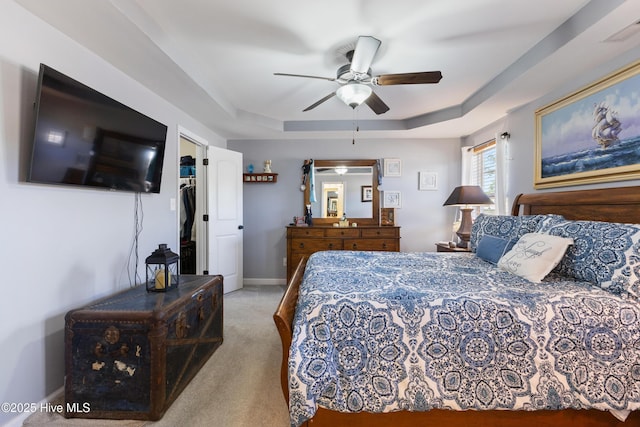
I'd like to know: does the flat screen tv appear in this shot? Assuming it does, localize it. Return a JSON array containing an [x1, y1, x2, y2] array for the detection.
[[28, 64, 168, 193]]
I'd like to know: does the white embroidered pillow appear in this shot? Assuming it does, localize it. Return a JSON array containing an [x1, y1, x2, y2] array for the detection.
[[497, 233, 573, 283]]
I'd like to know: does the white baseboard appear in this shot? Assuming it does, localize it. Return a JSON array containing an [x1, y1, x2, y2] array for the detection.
[[243, 278, 286, 286]]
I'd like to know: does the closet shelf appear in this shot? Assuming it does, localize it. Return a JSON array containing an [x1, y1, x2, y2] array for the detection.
[[243, 173, 278, 183]]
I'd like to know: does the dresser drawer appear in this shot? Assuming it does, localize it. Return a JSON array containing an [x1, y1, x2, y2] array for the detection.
[[291, 238, 343, 253], [324, 228, 360, 238], [288, 227, 325, 238], [360, 228, 399, 238], [286, 226, 400, 283], [344, 239, 398, 251]]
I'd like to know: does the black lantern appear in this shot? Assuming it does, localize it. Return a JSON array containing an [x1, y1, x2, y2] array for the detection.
[[145, 244, 179, 292]]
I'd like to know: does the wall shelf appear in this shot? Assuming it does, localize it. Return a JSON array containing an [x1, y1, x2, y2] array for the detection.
[[243, 173, 278, 183]]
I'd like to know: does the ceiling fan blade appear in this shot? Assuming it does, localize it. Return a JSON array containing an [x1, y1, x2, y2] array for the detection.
[[375, 71, 443, 85], [350, 36, 381, 74], [364, 92, 390, 115], [274, 72, 336, 82], [303, 92, 336, 111]]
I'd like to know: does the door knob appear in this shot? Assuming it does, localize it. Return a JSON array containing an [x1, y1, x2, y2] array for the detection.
[[238, 225, 244, 230]]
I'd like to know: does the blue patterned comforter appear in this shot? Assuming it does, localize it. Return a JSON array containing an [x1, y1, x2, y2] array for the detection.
[[288, 251, 640, 426]]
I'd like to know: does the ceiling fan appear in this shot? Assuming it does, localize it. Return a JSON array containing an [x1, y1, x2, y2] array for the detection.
[[274, 36, 442, 115]]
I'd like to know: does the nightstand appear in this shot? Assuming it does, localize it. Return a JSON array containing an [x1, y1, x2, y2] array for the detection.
[[435, 242, 471, 253]]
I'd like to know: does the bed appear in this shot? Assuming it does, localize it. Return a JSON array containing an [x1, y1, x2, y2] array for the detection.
[[274, 186, 640, 427]]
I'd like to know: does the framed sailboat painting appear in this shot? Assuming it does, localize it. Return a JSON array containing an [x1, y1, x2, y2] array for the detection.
[[534, 59, 640, 189]]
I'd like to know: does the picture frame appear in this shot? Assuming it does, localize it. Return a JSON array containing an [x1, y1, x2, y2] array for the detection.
[[418, 171, 438, 191], [361, 185, 373, 202], [535, 60, 640, 189], [380, 208, 395, 226], [383, 190, 402, 208], [383, 158, 402, 177]]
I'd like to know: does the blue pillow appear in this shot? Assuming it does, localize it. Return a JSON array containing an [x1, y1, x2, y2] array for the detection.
[[476, 235, 516, 264]]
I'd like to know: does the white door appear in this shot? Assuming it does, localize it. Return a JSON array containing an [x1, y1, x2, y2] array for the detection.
[[206, 145, 243, 293]]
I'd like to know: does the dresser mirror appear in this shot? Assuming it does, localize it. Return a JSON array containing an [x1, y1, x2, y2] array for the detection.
[[304, 159, 379, 226]]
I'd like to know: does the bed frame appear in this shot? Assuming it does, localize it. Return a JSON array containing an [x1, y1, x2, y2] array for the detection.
[[274, 186, 640, 427]]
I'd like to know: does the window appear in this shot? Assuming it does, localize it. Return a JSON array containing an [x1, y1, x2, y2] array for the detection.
[[470, 139, 496, 215]]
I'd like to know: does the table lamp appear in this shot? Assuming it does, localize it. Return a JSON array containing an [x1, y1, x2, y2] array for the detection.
[[443, 185, 493, 248]]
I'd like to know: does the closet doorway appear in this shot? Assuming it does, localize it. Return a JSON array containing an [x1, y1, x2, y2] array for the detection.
[[179, 135, 204, 274], [177, 127, 244, 294]]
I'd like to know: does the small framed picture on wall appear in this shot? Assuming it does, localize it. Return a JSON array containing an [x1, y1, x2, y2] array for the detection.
[[383, 158, 402, 177], [418, 171, 438, 191], [383, 191, 402, 208]]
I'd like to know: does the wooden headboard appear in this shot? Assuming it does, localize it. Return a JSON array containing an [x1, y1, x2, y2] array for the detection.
[[511, 186, 640, 224]]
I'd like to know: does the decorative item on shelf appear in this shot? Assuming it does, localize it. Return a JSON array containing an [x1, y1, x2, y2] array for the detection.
[[146, 244, 180, 292], [443, 185, 493, 248], [242, 173, 278, 183], [247, 164, 254, 173], [305, 204, 313, 226], [264, 160, 272, 173], [381, 207, 395, 226], [339, 212, 349, 227]]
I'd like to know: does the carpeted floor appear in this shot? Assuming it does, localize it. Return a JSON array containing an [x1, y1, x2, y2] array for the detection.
[[23, 285, 290, 427]]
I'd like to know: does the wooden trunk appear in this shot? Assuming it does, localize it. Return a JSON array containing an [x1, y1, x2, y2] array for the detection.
[[64, 275, 223, 420]]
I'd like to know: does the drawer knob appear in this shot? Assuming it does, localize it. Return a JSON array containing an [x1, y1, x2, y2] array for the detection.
[[352, 243, 358, 249], [382, 243, 387, 249], [298, 243, 305, 248], [328, 243, 333, 249]]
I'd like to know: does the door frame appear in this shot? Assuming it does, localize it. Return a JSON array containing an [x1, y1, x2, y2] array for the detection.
[[177, 126, 208, 274]]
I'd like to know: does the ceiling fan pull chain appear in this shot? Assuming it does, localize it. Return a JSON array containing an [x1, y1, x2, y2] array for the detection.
[[352, 109, 358, 144]]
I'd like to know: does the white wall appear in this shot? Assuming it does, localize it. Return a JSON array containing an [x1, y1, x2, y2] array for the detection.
[[228, 137, 462, 282], [0, 3, 224, 424]]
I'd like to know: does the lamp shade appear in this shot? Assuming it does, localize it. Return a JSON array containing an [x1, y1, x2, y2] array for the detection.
[[336, 82, 372, 108], [443, 185, 493, 207], [443, 185, 493, 248]]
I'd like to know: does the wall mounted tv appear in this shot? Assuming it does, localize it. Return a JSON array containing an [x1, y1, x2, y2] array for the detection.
[[28, 64, 168, 193]]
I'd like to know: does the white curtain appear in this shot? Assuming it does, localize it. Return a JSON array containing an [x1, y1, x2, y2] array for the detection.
[[461, 147, 473, 185], [494, 133, 508, 215]]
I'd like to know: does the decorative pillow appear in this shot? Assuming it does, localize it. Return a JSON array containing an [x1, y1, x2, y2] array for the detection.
[[497, 233, 574, 283], [470, 214, 564, 253], [537, 219, 640, 298], [476, 236, 516, 264]]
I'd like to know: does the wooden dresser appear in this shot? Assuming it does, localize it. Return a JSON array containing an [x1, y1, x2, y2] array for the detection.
[[286, 226, 400, 282]]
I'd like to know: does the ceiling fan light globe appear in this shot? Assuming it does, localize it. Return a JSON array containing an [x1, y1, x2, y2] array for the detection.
[[336, 83, 372, 108]]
